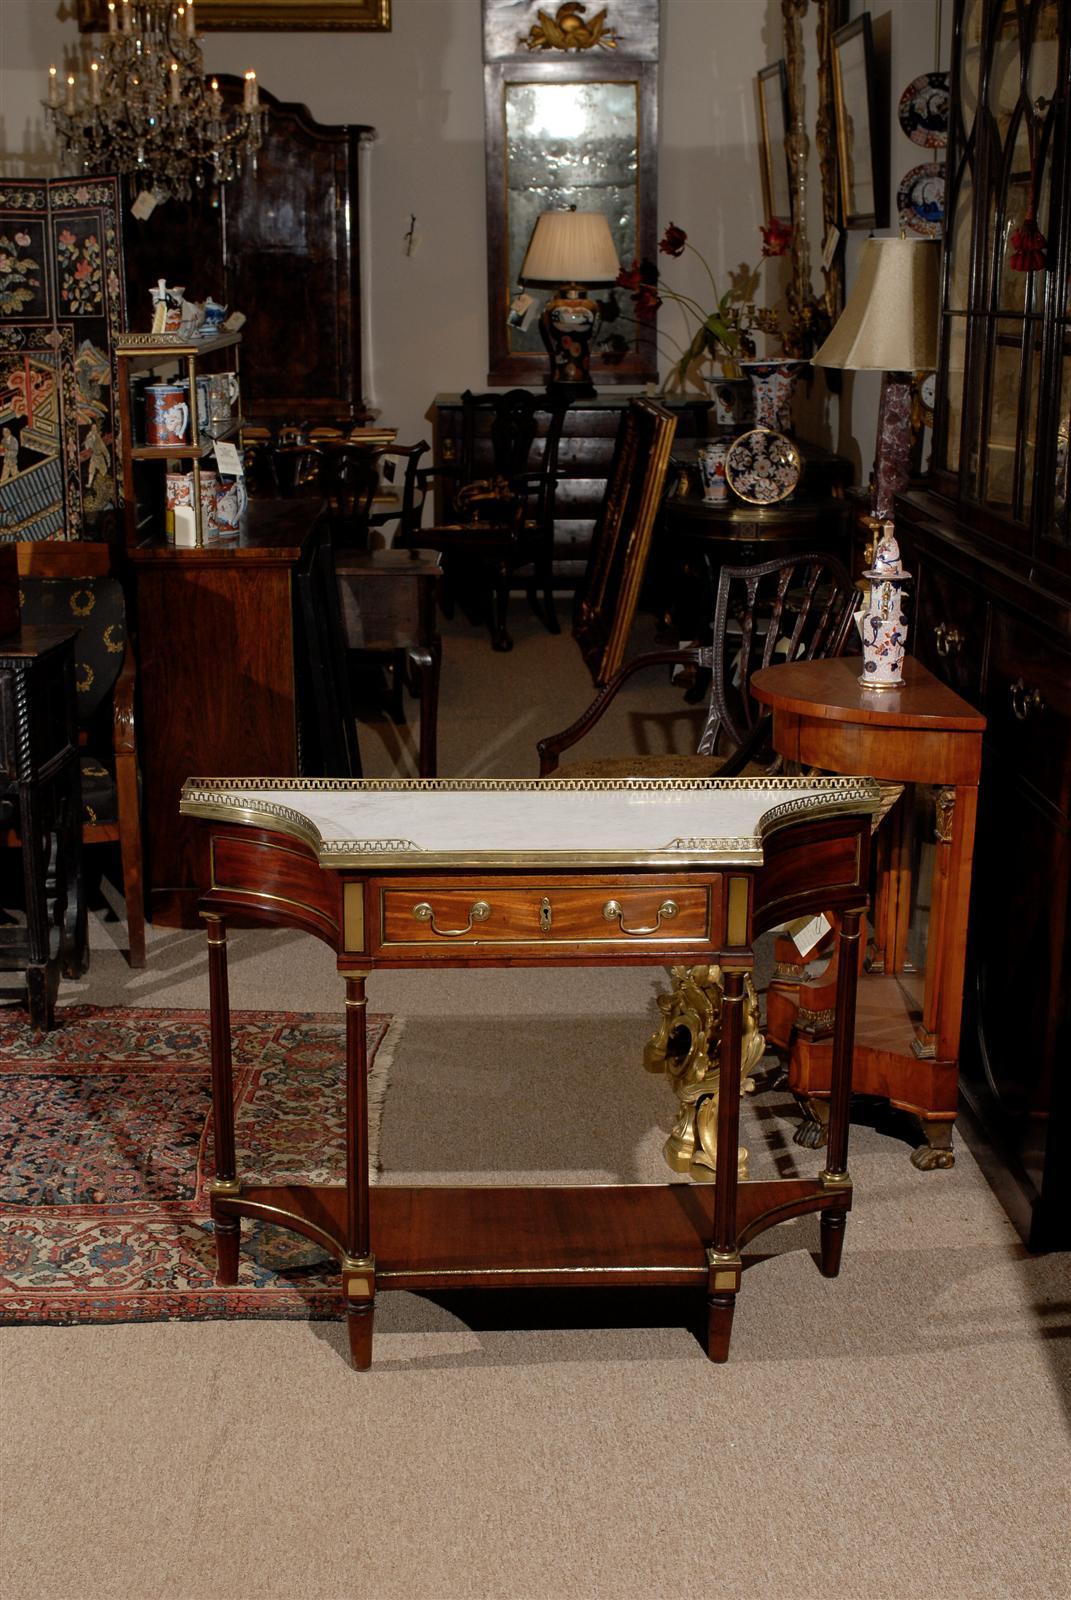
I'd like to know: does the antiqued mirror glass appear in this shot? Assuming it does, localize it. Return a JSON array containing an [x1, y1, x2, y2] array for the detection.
[[504, 81, 639, 358]]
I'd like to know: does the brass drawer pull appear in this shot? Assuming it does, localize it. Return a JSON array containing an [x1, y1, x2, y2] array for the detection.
[[412, 899, 491, 937], [1009, 678, 1044, 721], [934, 623, 964, 658], [602, 898, 679, 936]]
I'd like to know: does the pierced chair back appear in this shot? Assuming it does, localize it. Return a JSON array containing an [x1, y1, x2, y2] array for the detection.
[[537, 550, 857, 778], [698, 552, 858, 760]]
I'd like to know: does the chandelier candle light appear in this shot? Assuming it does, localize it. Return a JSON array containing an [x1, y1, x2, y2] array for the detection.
[[46, 2, 266, 202]]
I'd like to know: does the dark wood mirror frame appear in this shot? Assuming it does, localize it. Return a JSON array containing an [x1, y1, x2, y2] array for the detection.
[[483, 0, 660, 388]]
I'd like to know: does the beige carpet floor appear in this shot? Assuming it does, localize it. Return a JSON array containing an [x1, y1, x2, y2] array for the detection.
[[2, 607, 1069, 1600]]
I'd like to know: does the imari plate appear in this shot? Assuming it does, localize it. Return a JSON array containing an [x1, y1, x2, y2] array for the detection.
[[724, 428, 802, 505], [898, 162, 946, 237], [898, 72, 949, 148]]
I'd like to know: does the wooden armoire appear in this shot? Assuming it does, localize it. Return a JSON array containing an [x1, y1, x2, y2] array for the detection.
[[897, 0, 1069, 1248], [121, 79, 373, 425]]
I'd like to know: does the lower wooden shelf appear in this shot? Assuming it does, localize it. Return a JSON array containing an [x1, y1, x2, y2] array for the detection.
[[218, 1177, 843, 1290]]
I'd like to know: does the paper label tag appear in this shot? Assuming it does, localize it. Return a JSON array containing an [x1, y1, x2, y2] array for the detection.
[[508, 291, 536, 332], [822, 227, 841, 271], [787, 912, 832, 957], [222, 311, 246, 332], [214, 441, 243, 477], [131, 190, 158, 221]]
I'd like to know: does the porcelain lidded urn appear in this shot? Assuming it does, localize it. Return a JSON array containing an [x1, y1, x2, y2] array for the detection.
[[860, 523, 912, 690]]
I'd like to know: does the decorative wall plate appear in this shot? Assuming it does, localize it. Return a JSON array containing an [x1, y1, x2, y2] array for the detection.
[[897, 163, 946, 237], [898, 72, 949, 148], [724, 428, 802, 505]]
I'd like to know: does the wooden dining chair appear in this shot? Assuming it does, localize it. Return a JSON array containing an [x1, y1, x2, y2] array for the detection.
[[398, 389, 571, 651], [538, 551, 858, 777]]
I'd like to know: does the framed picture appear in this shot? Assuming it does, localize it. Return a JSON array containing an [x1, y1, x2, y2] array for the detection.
[[77, 0, 391, 29], [757, 61, 792, 225], [574, 399, 678, 687], [831, 14, 885, 229]]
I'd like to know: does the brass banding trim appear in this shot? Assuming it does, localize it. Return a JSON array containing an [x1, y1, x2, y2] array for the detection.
[[375, 1263, 708, 1280], [209, 879, 338, 930]]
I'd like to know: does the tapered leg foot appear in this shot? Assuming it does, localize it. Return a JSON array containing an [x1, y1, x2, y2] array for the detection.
[[347, 1303, 375, 1370], [819, 1210, 847, 1278], [214, 1218, 240, 1285], [706, 1293, 737, 1362]]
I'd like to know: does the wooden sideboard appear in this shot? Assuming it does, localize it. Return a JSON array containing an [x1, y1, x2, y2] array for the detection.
[[432, 392, 709, 588], [130, 501, 320, 927], [897, 492, 1070, 1250]]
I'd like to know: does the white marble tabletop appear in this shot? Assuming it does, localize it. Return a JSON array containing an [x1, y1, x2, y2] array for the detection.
[[180, 776, 880, 869]]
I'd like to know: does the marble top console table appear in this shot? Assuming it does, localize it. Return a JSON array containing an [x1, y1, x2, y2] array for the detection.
[[182, 774, 879, 1369]]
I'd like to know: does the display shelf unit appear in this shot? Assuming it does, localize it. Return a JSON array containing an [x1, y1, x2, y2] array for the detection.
[[115, 330, 245, 551], [896, 0, 1070, 1249]]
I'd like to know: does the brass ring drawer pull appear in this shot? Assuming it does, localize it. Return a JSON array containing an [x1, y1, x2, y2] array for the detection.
[[412, 900, 491, 937], [934, 623, 964, 658], [602, 898, 678, 936], [1009, 678, 1044, 722]]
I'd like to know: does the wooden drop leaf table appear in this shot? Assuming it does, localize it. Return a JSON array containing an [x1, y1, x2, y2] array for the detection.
[[181, 775, 879, 1369]]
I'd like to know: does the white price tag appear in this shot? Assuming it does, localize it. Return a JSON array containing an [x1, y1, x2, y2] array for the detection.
[[214, 441, 243, 477], [821, 227, 841, 271], [787, 912, 832, 958], [131, 190, 158, 221]]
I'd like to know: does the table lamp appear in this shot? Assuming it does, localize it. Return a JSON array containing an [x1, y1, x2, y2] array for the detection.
[[519, 209, 621, 389], [812, 236, 940, 519]]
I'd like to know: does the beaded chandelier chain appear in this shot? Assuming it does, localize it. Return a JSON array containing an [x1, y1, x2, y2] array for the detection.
[[46, 1, 266, 202]]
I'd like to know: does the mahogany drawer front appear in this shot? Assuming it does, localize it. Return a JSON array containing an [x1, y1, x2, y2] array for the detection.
[[913, 557, 986, 701], [984, 609, 1071, 818], [376, 883, 714, 952]]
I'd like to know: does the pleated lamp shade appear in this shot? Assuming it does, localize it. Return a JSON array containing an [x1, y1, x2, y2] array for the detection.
[[813, 236, 940, 371], [520, 210, 621, 286]]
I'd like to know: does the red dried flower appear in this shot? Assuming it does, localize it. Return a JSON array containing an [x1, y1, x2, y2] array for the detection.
[[659, 222, 687, 258], [760, 218, 793, 258], [1010, 216, 1046, 272]]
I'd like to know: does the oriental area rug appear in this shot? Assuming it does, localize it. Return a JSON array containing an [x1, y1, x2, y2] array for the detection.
[[0, 1006, 399, 1327]]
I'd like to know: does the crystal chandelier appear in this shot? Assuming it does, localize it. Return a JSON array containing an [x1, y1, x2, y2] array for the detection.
[[46, 1, 266, 202]]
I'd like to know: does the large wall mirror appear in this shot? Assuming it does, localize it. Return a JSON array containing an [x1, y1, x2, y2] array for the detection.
[[781, 0, 846, 357], [483, 0, 659, 387]]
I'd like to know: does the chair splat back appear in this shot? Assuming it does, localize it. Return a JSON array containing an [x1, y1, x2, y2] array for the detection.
[[699, 552, 857, 757]]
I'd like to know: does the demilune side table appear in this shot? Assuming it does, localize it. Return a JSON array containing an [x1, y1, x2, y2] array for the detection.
[[181, 775, 879, 1369]]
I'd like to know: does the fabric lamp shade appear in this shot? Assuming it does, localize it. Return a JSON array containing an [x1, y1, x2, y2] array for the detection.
[[813, 236, 940, 372], [520, 211, 621, 286]]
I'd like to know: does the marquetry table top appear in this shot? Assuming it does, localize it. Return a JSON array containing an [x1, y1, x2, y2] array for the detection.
[[180, 775, 880, 870]]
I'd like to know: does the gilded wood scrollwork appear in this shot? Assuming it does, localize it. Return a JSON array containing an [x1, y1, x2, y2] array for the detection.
[[781, 0, 845, 357]]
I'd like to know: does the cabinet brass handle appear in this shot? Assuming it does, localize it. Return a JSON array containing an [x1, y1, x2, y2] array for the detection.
[[602, 898, 679, 936], [1009, 678, 1044, 722], [412, 899, 491, 937], [934, 623, 963, 658]]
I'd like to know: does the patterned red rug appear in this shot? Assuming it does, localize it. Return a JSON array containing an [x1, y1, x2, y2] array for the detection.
[[0, 1005, 398, 1326]]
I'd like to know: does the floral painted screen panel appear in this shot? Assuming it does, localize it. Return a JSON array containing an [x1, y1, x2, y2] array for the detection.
[[505, 80, 638, 358], [0, 177, 127, 544]]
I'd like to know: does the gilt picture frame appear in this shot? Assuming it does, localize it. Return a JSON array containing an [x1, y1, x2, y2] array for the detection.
[[831, 14, 885, 229], [574, 399, 678, 687], [757, 61, 792, 226], [78, 1, 391, 30]]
